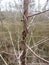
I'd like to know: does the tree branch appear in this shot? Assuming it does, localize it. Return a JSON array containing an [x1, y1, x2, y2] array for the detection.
[[5, 27, 18, 58], [28, 9, 49, 17], [31, 37, 49, 48], [0, 54, 8, 65], [26, 44, 49, 63], [1, 51, 15, 56]]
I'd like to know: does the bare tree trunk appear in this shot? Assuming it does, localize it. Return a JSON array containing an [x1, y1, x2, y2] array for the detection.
[[20, 0, 28, 65]]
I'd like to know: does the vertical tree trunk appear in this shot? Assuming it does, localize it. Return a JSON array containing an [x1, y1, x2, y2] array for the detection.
[[20, 0, 28, 65]]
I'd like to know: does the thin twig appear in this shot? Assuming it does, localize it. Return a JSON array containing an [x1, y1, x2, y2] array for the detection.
[[6, 27, 17, 58], [31, 37, 49, 48], [26, 44, 49, 63], [28, 9, 49, 17], [0, 54, 8, 65], [1, 51, 15, 56], [27, 16, 35, 29]]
